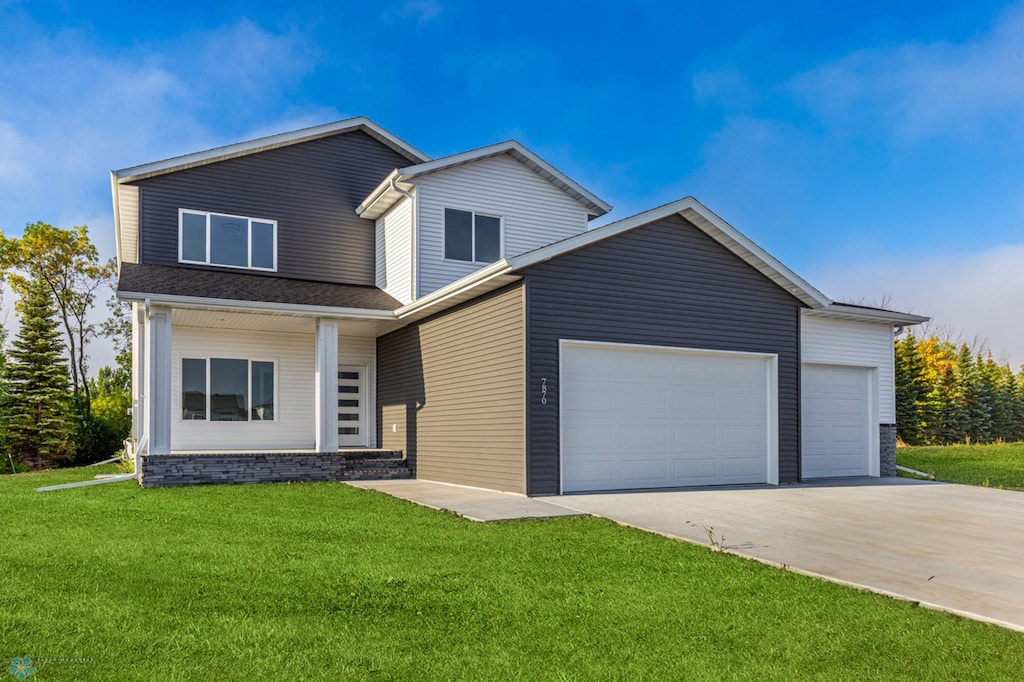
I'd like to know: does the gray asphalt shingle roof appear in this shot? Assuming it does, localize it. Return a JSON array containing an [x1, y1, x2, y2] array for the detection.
[[117, 262, 402, 311]]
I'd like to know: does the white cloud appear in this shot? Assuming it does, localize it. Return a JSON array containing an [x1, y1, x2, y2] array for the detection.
[[0, 120, 40, 186], [398, 1, 442, 25], [809, 243, 1024, 368], [692, 68, 757, 110], [0, 19, 321, 374], [789, 5, 1024, 141]]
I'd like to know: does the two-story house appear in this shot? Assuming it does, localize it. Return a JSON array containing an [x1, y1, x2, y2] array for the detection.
[[113, 117, 927, 494]]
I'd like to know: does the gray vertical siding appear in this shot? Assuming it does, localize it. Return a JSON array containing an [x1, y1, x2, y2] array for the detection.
[[133, 130, 413, 286], [377, 284, 526, 493], [523, 213, 804, 495]]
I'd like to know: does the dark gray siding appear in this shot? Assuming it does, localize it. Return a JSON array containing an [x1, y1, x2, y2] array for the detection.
[[523, 214, 804, 495], [377, 284, 526, 493], [134, 130, 411, 285]]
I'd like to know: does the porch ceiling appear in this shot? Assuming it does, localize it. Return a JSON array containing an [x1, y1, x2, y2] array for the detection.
[[172, 308, 402, 337]]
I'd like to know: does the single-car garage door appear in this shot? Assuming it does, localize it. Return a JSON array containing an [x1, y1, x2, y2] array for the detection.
[[561, 341, 776, 493], [801, 365, 871, 478]]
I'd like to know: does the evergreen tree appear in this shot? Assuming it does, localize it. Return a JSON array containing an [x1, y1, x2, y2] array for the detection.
[[927, 363, 964, 445], [986, 358, 1013, 441], [2, 276, 74, 467], [968, 352, 996, 443], [894, 332, 927, 444], [1010, 370, 1024, 443]]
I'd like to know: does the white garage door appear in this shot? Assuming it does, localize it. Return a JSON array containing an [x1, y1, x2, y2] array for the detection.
[[561, 342, 773, 493], [801, 365, 871, 478]]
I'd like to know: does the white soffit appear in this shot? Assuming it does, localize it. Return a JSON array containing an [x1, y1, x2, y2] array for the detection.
[[803, 305, 930, 326]]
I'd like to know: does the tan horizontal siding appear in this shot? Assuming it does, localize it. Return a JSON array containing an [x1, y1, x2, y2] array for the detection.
[[378, 283, 526, 493]]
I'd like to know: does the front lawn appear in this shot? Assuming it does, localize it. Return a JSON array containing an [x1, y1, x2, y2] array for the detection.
[[898, 442, 1024, 491], [1, 468, 1022, 680]]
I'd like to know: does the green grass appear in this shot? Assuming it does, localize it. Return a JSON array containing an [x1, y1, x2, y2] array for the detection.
[[2, 469, 1022, 680], [898, 442, 1024, 491]]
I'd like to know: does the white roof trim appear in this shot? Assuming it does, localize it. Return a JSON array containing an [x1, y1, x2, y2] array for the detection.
[[356, 140, 612, 219], [804, 305, 930, 326], [110, 170, 123, 269], [393, 260, 519, 322], [114, 291, 398, 321], [508, 196, 831, 309], [112, 117, 430, 183], [356, 170, 414, 219]]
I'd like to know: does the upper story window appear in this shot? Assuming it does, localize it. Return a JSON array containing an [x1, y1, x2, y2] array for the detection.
[[444, 208, 502, 263], [179, 209, 277, 271]]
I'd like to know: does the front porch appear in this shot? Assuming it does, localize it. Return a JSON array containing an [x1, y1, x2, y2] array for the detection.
[[132, 304, 411, 486], [138, 449, 411, 487]]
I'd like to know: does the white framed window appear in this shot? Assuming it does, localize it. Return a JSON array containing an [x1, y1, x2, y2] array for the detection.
[[443, 208, 502, 263], [179, 209, 277, 271], [181, 357, 276, 422]]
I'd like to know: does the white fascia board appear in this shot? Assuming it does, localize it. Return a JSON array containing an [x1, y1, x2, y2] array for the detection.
[[394, 260, 517, 320], [396, 140, 612, 217], [804, 305, 930, 326], [114, 291, 398, 321], [677, 204, 830, 308], [110, 171, 123, 269], [113, 117, 429, 183], [509, 196, 831, 309], [355, 170, 415, 219]]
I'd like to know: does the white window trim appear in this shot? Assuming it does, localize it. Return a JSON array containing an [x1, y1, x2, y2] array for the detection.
[[178, 208, 278, 272], [441, 207, 504, 265], [178, 356, 279, 423]]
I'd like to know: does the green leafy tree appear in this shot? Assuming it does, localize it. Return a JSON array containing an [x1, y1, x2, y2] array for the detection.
[[2, 276, 74, 467], [1, 223, 115, 410], [100, 296, 131, 394]]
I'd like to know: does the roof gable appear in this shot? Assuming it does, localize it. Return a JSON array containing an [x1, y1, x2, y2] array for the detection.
[[112, 117, 428, 183], [508, 197, 830, 308], [357, 140, 611, 220]]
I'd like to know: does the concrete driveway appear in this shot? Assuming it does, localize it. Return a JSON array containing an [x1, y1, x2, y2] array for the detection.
[[549, 478, 1024, 632]]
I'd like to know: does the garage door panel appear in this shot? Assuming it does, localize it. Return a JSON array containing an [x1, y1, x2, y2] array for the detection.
[[564, 460, 614, 488], [562, 344, 772, 492], [722, 456, 765, 478], [621, 388, 669, 413], [674, 424, 719, 451], [673, 391, 719, 416], [563, 422, 614, 448], [621, 459, 669, 483], [723, 423, 766, 448], [619, 422, 668, 447], [673, 458, 718, 479], [801, 365, 871, 479]]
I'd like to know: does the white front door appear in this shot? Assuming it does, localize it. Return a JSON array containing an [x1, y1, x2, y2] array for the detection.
[[801, 364, 871, 478], [338, 365, 367, 447]]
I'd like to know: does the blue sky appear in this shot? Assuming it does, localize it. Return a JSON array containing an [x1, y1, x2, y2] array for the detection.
[[1, 1, 1023, 367]]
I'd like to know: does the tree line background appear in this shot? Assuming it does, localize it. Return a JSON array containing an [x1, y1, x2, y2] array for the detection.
[[895, 331, 1024, 445], [0, 221, 130, 472]]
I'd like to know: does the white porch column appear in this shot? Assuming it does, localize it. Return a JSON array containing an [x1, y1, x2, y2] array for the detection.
[[147, 306, 172, 455], [315, 319, 339, 452], [132, 303, 145, 445]]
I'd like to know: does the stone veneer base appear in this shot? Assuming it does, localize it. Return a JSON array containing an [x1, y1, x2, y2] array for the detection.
[[879, 424, 898, 477], [139, 451, 410, 487]]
